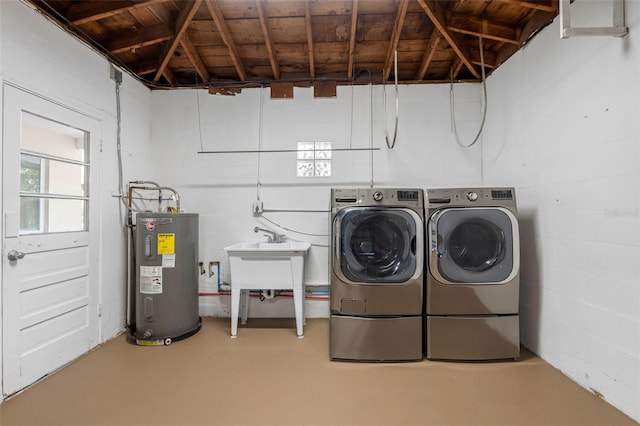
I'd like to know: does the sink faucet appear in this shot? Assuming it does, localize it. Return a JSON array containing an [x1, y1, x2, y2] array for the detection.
[[254, 226, 285, 243]]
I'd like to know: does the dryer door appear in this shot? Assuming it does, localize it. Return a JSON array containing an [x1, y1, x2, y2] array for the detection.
[[334, 207, 423, 284], [429, 207, 519, 284]]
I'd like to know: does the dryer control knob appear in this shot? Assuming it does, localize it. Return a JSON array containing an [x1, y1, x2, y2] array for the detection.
[[372, 191, 384, 202], [467, 191, 478, 201]]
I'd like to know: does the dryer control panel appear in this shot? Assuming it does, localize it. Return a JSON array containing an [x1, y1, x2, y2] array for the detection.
[[427, 187, 516, 208]]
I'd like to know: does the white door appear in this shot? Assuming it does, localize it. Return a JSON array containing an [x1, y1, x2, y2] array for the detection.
[[2, 84, 101, 397]]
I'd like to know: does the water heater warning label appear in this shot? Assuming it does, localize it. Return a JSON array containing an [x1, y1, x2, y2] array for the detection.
[[157, 233, 175, 255], [140, 266, 163, 294]]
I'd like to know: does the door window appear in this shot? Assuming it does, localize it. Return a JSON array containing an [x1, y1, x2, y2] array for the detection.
[[20, 112, 89, 234], [435, 208, 515, 284], [338, 209, 418, 283]]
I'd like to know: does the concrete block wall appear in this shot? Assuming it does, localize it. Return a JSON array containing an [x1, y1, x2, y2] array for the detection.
[[483, 3, 640, 421]]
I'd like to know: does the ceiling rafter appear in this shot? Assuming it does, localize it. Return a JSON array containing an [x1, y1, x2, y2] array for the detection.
[[204, 0, 247, 81], [493, 0, 557, 13], [470, 47, 496, 68], [104, 24, 173, 54], [180, 35, 210, 83], [347, 0, 359, 79], [447, 12, 521, 45], [451, 58, 464, 80], [67, 0, 168, 25], [383, 0, 409, 81], [415, 28, 441, 81], [417, 0, 481, 79], [153, 0, 202, 83], [24, 0, 559, 88], [304, 0, 316, 79], [255, 0, 280, 80]]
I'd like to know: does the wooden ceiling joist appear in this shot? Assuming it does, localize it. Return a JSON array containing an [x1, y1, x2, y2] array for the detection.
[[347, 0, 359, 79], [450, 58, 464, 80], [104, 24, 173, 54], [415, 28, 441, 81], [417, 0, 481, 79], [492, 0, 557, 13], [304, 0, 316, 79], [205, 0, 247, 81], [153, 0, 202, 83], [25, 0, 559, 88], [255, 0, 280, 80], [383, 0, 409, 81], [180, 35, 210, 83], [447, 13, 521, 46], [67, 0, 167, 25]]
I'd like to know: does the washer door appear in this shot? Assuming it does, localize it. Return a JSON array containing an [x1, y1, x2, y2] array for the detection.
[[429, 207, 519, 284], [334, 207, 423, 284]]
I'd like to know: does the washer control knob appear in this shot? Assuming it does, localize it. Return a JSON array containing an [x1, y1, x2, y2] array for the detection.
[[372, 191, 384, 202], [467, 191, 478, 202]]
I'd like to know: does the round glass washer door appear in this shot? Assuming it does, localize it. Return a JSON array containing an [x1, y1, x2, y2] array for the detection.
[[334, 207, 423, 284], [430, 207, 519, 284]]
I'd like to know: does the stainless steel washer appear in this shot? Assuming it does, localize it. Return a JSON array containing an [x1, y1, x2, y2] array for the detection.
[[425, 187, 520, 360], [330, 188, 424, 361]]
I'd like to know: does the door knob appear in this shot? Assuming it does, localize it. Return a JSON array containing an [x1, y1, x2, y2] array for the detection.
[[7, 250, 25, 262]]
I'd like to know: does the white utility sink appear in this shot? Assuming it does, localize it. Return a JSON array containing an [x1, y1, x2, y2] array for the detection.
[[224, 241, 311, 338], [225, 241, 311, 252]]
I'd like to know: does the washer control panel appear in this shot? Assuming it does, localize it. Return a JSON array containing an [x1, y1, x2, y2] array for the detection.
[[331, 188, 423, 209]]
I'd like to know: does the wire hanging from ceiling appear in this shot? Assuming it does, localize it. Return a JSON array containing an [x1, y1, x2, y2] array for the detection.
[[383, 50, 399, 149], [450, 36, 488, 149]]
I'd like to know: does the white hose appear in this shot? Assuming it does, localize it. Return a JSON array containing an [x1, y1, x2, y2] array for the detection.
[[450, 36, 488, 149]]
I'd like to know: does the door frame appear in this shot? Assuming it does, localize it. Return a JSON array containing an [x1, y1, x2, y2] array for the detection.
[[1, 82, 103, 398]]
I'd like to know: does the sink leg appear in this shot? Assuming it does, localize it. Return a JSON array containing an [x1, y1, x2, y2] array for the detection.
[[293, 287, 304, 338], [231, 287, 240, 338]]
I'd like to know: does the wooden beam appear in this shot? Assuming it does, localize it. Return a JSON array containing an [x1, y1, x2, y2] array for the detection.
[[104, 24, 173, 54], [304, 0, 316, 79], [255, 0, 280, 80], [495, 10, 555, 67], [347, 0, 359, 78], [492, 0, 557, 13], [68, 0, 168, 25], [417, 0, 480, 79], [153, 0, 202, 82], [205, 0, 247, 81], [415, 28, 440, 80], [383, 0, 409, 81], [162, 66, 175, 85], [180, 35, 210, 83], [446, 12, 521, 45], [451, 58, 464, 80], [470, 46, 496, 68]]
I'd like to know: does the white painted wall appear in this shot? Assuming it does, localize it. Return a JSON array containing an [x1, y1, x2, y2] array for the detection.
[[0, 0, 153, 398], [150, 83, 483, 317], [483, 3, 640, 422]]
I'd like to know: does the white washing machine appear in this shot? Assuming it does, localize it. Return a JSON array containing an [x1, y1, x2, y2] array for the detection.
[[425, 187, 520, 360], [330, 188, 424, 361]]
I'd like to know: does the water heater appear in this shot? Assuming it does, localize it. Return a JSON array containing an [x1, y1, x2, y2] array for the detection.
[[134, 213, 201, 345]]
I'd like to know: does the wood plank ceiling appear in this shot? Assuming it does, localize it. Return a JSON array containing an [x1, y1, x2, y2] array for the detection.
[[26, 0, 558, 90]]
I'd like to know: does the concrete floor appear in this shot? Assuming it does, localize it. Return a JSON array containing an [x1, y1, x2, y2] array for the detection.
[[0, 317, 637, 426]]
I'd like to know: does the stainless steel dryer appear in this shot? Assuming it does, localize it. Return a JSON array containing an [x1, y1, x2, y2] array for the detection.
[[425, 187, 520, 360], [330, 188, 424, 361]]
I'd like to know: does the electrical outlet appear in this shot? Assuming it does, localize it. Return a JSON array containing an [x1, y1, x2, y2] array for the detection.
[[252, 200, 263, 215]]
